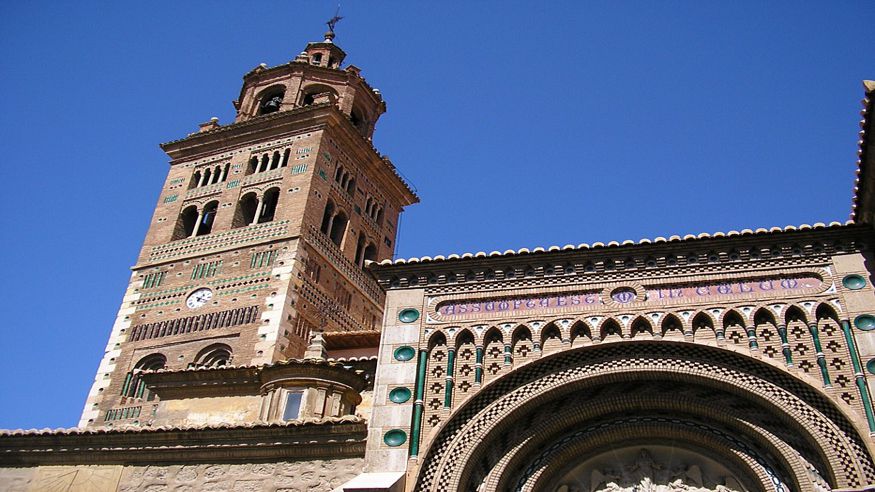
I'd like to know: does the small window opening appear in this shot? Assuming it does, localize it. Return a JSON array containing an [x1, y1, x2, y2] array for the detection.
[[283, 391, 303, 420]]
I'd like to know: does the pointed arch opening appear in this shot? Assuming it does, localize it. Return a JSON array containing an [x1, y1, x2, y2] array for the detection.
[[691, 312, 715, 340], [660, 313, 684, 340], [570, 321, 593, 347], [599, 318, 622, 342], [540, 323, 563, 353], [631, 317, 654, 338], [723, 310, 747, 346]]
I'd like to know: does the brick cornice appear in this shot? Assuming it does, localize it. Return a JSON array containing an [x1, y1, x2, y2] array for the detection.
[[0, 418, 366, 466]]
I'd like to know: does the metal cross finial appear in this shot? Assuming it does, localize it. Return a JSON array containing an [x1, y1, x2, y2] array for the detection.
[[326, 6, 343, 33]]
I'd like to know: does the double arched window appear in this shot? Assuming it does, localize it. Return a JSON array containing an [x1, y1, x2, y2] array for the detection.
[[172, 200, 219, 240], [233, 187, 280, 228], [119, 353, 167, 402], [353, 234, 378, 268]]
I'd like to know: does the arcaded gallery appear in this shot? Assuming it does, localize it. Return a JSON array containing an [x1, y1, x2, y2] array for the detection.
[[1, 25, 875, 492]]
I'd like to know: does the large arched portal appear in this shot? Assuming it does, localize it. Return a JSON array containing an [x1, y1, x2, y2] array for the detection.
[[413, 342, 875, 492]]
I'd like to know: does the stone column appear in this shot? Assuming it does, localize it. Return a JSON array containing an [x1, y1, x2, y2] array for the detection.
[[190, 209, 204, 237], [250, 197, 263, 226]]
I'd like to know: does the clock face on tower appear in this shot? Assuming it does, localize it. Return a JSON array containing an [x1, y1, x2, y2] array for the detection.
[[186, 288, 213, 309]]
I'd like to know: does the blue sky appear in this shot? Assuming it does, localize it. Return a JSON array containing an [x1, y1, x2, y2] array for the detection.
[[0, 2, 871, 429]]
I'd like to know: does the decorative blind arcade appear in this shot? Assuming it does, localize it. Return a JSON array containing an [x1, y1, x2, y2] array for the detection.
[[128, 305, 260, 341]]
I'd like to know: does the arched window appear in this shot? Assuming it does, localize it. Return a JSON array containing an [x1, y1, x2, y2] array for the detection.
[[346, 177, 355, 194], [329, 210, 348, 246], [197, 201, 219, 236], [350, 107, 368, 134], [300, 85, 337, 107], [233, 192, 259, 228], [334, 165, 344, 182], [311, 53, 323, 66], [320, 200, 335, 234], [258, 89, 285, 115], [281, 148, 290, 167], [365, 198, 373, 216], [173, 205, 199, 240], [189, 171, 201, 190], [270, 151, 281, 170], [259, 188, 280, 223], [120, 353, 167, 402], [136, 354, 166, 371], [194, 344, 232, 368], [259, 153, 269, 173]]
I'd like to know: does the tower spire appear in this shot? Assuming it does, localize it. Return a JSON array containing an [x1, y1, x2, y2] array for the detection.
[[324, 6, 343, 42]]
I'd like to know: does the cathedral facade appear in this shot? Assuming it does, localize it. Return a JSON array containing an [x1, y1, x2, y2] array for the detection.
[[1, 30, 875, 492]]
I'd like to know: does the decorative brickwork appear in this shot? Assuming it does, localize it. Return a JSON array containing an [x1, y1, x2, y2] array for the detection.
[[413, 342, 875, 491]]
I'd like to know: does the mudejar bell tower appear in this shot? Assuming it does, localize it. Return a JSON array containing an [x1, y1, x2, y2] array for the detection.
[[79, 27, 418, 428]]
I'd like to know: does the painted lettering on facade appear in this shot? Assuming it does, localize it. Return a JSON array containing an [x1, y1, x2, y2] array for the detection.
[[437, 292, 601, 317], [434, 275, 822, 320], [645, 276, 821, 301]]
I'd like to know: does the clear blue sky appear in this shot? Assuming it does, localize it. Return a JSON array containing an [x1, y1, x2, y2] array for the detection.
[[0, 2, 871, 429]]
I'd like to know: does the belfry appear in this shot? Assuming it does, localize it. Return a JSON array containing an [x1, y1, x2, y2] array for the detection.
[[1, 24, 875, 492]]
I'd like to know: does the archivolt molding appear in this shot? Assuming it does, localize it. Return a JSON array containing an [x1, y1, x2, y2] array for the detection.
[[499, 419, 793, 492], [477, 390, 813, 492], [413, 343, 875, 492]]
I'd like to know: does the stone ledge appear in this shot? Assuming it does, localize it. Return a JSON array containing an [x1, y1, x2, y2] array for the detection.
[[0, 418, 367, 466]]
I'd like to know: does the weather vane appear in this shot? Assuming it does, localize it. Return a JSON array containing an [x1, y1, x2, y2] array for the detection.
[[326, 6, 343, 33]]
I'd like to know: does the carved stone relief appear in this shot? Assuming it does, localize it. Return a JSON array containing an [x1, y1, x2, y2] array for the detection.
[[553, 447, 748, 492]]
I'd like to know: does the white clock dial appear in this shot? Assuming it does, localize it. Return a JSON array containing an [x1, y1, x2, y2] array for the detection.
[[186, 288, 213, 309]]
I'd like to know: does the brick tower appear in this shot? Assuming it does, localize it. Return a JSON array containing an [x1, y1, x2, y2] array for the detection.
[[79, 28, 418, 428]]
